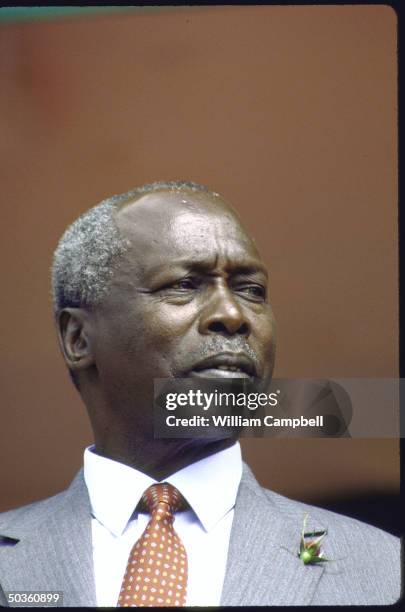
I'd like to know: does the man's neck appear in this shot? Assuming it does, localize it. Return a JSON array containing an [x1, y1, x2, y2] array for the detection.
[[92, 437, 238, 480]]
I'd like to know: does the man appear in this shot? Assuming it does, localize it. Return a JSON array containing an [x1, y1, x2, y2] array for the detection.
[[0, 181, 400, 606]]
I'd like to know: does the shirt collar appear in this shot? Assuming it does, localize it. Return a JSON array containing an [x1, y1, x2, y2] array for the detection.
[[83, 442, 242, 537]]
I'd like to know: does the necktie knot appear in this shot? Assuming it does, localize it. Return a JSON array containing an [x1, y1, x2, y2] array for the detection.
[[141, 483, 186, 516]]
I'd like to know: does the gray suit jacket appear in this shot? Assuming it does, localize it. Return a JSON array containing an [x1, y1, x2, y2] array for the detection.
[[0, 462, 401, 606]]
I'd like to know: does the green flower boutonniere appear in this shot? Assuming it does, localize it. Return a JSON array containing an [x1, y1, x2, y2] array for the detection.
[[298, 513, 329, 565]]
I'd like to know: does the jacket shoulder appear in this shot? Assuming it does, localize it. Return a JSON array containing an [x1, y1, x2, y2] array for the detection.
[[0, 491, 68, 535], [261, 485, 399, 545], [260, 485, 401, 604], [0, 470, 85, 536]]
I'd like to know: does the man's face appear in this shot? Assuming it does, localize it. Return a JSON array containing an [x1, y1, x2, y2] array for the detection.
[[89, 190, 276, 436]]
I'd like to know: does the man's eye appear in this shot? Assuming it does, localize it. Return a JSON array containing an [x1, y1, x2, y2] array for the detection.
[[170, 278, 198, 290], [237, 285, 266, 301]]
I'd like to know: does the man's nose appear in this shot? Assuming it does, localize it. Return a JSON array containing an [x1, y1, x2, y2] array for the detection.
[[198, 284, 250, 336]]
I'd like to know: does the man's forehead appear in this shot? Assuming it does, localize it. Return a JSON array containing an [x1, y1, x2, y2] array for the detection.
[[113, 189, 264, 276], [116, 190, 252, 242], [117, 189, 233, 223]]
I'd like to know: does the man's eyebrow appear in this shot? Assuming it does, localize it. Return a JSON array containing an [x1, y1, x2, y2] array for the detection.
[[226, 264, 269, 278], [189, 258, 269, 278], [146, 258, 268, 279]]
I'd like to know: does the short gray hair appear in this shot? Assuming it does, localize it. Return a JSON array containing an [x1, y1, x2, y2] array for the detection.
[[51, 180, 217, 315]]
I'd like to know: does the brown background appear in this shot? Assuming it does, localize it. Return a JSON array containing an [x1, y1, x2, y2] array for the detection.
[[0, 6, 398, 514]]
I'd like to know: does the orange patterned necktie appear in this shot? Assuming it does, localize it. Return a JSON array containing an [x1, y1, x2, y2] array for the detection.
[[117, 483, 188, 607]]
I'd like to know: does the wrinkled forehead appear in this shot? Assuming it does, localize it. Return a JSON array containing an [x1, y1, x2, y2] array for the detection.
[[115, 190, 262, 267]]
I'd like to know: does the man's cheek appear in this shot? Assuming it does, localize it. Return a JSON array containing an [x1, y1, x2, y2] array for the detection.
[[146, 310, 196, 341]]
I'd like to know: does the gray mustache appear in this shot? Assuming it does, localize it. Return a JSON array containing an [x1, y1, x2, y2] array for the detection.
[[187, 338, 261, 373]]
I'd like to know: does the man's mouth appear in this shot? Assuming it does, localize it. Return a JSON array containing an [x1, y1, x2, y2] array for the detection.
[[189, 353, 257, 379]]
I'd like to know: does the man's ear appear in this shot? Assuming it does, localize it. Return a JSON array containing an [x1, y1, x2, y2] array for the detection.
[[56, 308, 95, 372]]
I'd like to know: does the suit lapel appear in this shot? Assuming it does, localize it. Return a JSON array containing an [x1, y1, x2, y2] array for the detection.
[[220, 463, 326, 606], [0, 470, 96, 607]]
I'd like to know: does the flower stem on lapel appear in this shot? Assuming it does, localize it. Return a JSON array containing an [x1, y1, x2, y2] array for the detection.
[[298, 513, 329, 565]]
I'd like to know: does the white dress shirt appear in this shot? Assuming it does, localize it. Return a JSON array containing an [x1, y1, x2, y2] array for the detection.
[[83, 442, 242, 607]]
